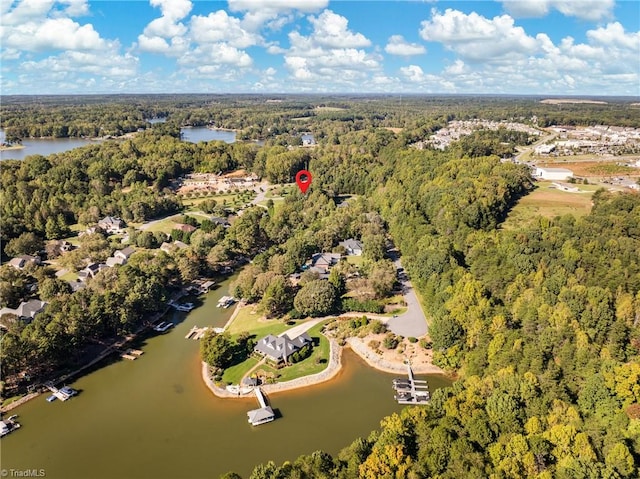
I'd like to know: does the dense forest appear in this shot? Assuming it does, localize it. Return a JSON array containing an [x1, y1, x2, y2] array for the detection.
[[0, 95, 638, 477], [2, 94, 639, 142]]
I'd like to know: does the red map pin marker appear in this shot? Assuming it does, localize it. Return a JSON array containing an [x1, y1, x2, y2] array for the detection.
[[295, 169, 312, 194]]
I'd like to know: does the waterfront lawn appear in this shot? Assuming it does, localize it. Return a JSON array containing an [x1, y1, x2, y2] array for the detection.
[[222, 356, 260, 385], [262, 322, 331, 382], [226, 305, 289, 339]]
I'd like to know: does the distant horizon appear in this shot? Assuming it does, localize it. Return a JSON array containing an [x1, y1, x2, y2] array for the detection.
[[1, 93, 638, 100], [1, 1, 638, 96]]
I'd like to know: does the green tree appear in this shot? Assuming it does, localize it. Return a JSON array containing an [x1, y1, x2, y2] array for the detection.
[[293, 280, 337, 317], [200, 331, 234, 369], [4, 232, 43, 257]]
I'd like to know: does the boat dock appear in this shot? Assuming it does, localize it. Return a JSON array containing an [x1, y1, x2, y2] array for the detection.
[[45, 384, 77, 401], [185, 326, 209, 340], [247, 388, 275, 426], [217, 296, 236, 308], [120, 348, 144, 360], [393, 363, 430, 404]]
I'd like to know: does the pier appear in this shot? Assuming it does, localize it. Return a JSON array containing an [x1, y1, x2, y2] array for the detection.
[[247, 388, 275, 426], [185, 326, 209, 340], [392, 363, 430, 404]]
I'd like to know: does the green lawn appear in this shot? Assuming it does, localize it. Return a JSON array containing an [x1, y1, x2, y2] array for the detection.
[[142, 216, 182, 233], [221, 356, 260, 384], [260, 321, 331, 382], [59, 270, 78, 282], [345, 255, 364, 267], [226, 305, 289, 338]]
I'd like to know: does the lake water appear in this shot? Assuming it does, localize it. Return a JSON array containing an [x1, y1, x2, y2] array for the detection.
[[0, 129, 96, 161], [0, 126, 236, 160], [181, 127, 236, 144], [1, 276, 451, 479]]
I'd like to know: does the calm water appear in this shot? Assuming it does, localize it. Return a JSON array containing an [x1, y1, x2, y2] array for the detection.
[[181, 127, 236, 144], [0, 129, 96, 160], [1, 276, 450, 479]]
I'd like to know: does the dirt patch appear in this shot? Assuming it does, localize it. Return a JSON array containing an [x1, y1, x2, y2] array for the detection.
[[384, 127, 404, 133]]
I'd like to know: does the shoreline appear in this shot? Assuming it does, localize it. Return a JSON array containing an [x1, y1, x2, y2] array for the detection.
[[201, 334, 447, 399], [0, 144, 25, 151]]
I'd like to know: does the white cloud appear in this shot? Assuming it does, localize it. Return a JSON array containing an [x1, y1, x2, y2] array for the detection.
[[308, 10, 371, 48], [1, 0, 139, 90], [180, 43, 253, 68], [228, 0, 328, 31], [21, 49, 138, 78], [281, 9, 378, 86], [190, 10, 261, 48], [385, 35, 426, 56], [420, 9, 539, 61], [137, 0, 192, 55], [501, 0, 615, 21], [3, 17, 105, 51]]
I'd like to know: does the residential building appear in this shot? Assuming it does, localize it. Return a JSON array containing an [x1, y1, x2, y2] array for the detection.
[[98, 216, 125, 234], [78, 262, 106, 282], [114, 247, 135, 261], [308, 252, 341, 279], [0, 299, 47, 325], [339, 238, 364, 256], [7, 255, 41, 270], [173, 223, 197, 233], [254, 332, 312, 364], [209, 216, 231, 228]]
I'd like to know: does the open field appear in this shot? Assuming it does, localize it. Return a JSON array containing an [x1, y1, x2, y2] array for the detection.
[[226, 305, 289, 338], [502, 181, 594, 229], [538, 158, 640, 178]]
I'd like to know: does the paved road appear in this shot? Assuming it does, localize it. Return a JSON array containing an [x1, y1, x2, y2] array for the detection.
[[385, 250, 429, 338], [279, 317, 326, 339]]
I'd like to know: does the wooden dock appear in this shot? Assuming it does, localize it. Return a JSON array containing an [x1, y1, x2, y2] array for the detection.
[[185, 326, 209, 340], [393, 363, 430, 404]]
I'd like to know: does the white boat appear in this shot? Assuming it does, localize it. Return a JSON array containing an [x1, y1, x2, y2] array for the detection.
[[174, 303, 195, 312], [0, 417, 21, 437], [154, 321, 173, 332], [217, 296, 236, 308], [54, 386, 78, 401]]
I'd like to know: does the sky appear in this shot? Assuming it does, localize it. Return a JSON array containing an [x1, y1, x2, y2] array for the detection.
[[1, 0, 639, 96]]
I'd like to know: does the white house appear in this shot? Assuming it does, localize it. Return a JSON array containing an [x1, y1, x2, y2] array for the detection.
[[535, 167, 574, 181]]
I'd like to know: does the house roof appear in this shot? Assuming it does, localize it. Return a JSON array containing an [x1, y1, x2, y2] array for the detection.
[[536, 167, 574, 174], [0, 299, 47, 320], [174, 241, 188, 249], [311, 252, 341, 267], [116, 246, 135, 258], [254, 333, 312, 362], [106, 256, 126, 267], [173, 223, 197, 233], [99, 216, 124, 226], [210, 216, 230, 226], [8, 257, 25, 268], [339, 238, 363, 251], [247, 406, 274, 423]]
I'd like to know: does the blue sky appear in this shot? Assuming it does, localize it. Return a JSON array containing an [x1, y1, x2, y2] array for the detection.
[[1, 0, 639, 95]]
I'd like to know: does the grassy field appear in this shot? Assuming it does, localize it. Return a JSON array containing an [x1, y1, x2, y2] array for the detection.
[[226, 305, 289, 338], [259, 321, 331, 382], [345, 255, 364, 267], [538, 158, 639, 177], [502, 181, 594, 230], [221, 356, 260, 385]]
